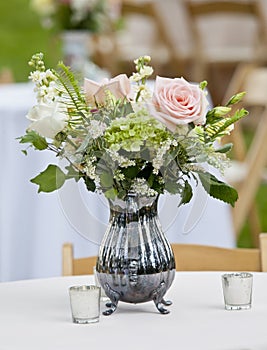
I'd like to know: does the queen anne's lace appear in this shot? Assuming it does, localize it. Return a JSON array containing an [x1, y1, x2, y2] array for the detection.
[[131, 178, 158, 197]]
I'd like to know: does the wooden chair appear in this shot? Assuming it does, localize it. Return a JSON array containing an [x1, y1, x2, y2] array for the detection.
[[62, 233, 267, 275], [0, 68, 14, 84], [100, 0, 188, 77], [62, 243, 96, 276], [183, 0, 267, 102], [173, 233, 267, 272], [222, 63, 267, 246]]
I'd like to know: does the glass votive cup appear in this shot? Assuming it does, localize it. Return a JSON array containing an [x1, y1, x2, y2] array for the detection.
[[69, 285, 100, 324], [222, 272, 253, 310], [93, 266, 110, 302]]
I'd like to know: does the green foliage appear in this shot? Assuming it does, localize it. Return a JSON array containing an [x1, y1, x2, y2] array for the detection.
[[20, 53, 248, 213], [30, 165, 66, 193], [0, 0, 61, 82], [55, 62, 89, 124], [178, 181, 193, 206], [84, 176, 96, 192], [65, 165, 80, 181], [205, 108, 248, 141], [215, 143, 233, 154], [198, 171, 238, 207], [18, 130, 48, 150], [100, 172, 113, 188], [199, 80, 208, 90], [105, 112, 169, 152], [225, 92, 246, 107]]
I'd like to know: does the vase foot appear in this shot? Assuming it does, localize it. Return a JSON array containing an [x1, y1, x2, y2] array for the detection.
[[103, 301, 118, 315], [162, 298, 172, 306], [151, 281, 172, 314], [102, 283, 120, 316], [154, 301, 170, 314]]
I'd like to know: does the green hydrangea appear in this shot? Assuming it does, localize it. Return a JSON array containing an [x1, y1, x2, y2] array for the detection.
[[104, 110, 170, 153]]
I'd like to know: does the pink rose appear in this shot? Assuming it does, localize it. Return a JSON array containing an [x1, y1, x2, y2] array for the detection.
[[84, 74, 132, 106], [150, 76, 209, 132]]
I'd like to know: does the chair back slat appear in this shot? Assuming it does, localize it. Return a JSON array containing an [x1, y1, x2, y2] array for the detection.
[[62, 234, 267, 275]]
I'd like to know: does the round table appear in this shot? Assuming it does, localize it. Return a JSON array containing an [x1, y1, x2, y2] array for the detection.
[[0, 272, 267, 349]]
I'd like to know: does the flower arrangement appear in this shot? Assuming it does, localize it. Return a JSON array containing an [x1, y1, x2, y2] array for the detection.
[[19, 53, 248, 207], [30, 0, 119, 32]]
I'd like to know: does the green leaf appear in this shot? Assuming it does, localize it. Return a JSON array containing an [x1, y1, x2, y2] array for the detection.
[[215, 143, 233, 153], [30, 165, 66, 193], [164, 181, 179, 194], [151, 179, 164, 194], [198, 171, 238, 207], [65, 165, 80, 182], [123, 165, 139, 179], [137, 162, 153, 180], [104, 188, 117, 200], [178, 181, 193, 206], [205, 108, 249, 142], [117, 188, 127, 199], [84, 176, 96, 192], [100, 172, 113, 187], [18, 130, 48, 150]]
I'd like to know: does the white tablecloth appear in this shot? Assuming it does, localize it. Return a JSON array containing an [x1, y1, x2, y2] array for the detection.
[[0, 83, 235, 282], [1, 272, 267, 350]]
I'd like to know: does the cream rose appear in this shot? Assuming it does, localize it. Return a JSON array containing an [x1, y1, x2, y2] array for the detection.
[[84, 74, 132, 106], [26, 102, 67, 139], [150, 76, 209, 132]]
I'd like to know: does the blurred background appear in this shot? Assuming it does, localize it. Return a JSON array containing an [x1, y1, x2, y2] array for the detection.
[[1, 0, 267, 281]]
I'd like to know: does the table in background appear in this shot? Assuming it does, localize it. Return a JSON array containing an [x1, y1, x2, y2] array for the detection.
[[1, 272, 267, 350], [0, 83, 235, 282]]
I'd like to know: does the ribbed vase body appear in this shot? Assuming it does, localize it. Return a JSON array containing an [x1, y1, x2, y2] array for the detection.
[[96, 193, 175, 315]]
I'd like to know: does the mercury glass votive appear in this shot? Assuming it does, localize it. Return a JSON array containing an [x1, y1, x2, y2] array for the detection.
[[222, 272, 253, 310], [69, 285, 100, 324]]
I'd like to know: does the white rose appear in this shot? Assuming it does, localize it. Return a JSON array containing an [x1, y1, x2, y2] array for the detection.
[[26, 102, 67, 139]]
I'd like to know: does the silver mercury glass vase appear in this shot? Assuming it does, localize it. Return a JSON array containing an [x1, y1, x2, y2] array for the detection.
[[96, 192, 176, 315]]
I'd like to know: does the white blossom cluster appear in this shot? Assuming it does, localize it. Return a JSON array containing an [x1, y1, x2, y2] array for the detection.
[[132, 84, 152, 101], [130, 55, 153, 102], [107, 149, 136, 168], [84, 156, 97, 179], [207, 152, 230, 174], [89, 120, 107, 139], [130, 66, 154, 83], [182, 164, 204, 173], [114, 169, 125, 182], [152, 139, 178, 174], [29, 69, 59, 104], [131, 178, 158, 197]]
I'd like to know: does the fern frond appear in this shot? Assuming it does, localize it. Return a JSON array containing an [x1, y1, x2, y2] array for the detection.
[[54, 62, 89, 125], [205, 108, 248, 141]]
